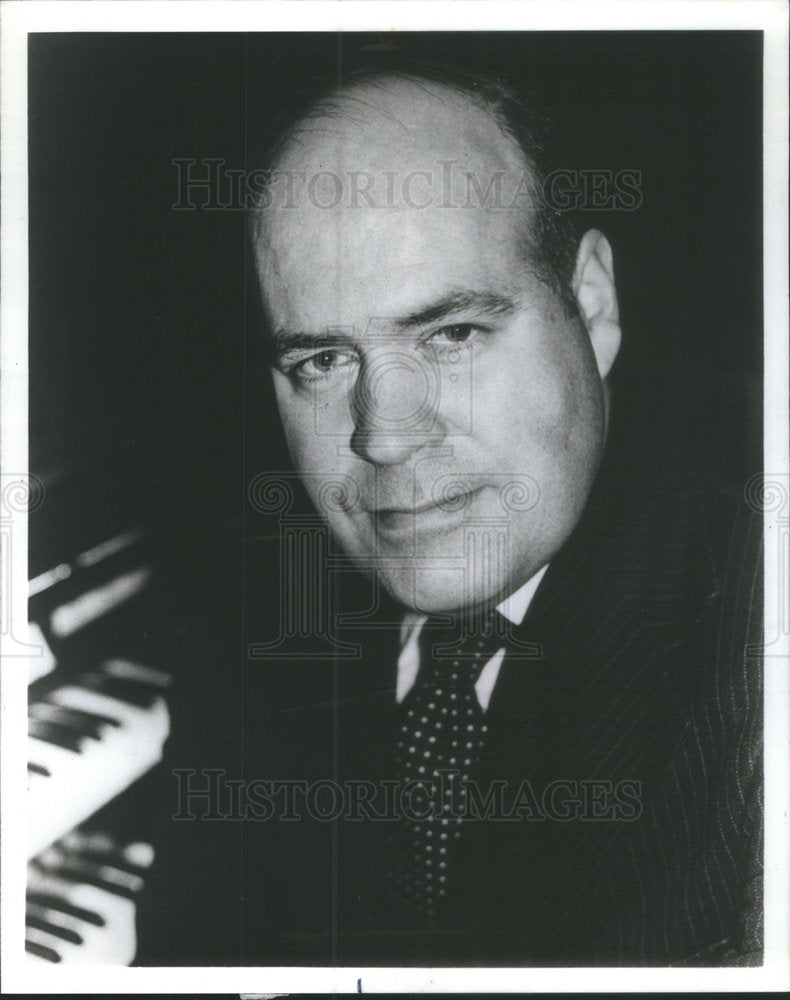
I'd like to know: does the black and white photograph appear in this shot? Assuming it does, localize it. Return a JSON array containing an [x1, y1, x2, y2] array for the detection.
[[1, 1, 788, 991]]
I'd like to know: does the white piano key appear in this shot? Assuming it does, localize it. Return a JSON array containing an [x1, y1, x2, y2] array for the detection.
[[102, 657, 171, 689], [28, 735, 85, 778], [27, 903, 86, 943], [75, 527, 145, 570], [49, 566, 152, 638], [28, 562, 72, 599], [29, 699, 120, 737], [25, 621, 58, 684], [27, 684, 169, 859], [28, 524, 145, 605], [122, 841, 155, 868], [25, 923, 66, 962], [25, 870, 138, 965]]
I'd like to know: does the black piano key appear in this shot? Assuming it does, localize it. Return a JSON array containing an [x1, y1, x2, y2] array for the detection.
[[40, 861, 141, 900], [49, 871, 137, 901], [25, 939, 61, 963], [28, 762, 50, 776], [41, 699, 122, 727], [77, 672, 157, 708], [26, 913, 84, 945], [70, 848, 148, 879], [28, 719, 84, 754], [30, 701, 120, 740], [26, 892, 106, 927]]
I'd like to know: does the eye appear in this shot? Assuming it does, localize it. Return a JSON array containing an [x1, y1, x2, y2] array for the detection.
[[292, 348, 356, 383], [432, 323, 476, 344], [425, 323, 488, 358], [309, 350, 341, 372]]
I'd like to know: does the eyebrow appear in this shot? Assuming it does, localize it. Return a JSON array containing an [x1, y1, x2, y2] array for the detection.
[[394, 290, 519, 330], [268, 289, 519, 358], [270, 330, 352, 357]]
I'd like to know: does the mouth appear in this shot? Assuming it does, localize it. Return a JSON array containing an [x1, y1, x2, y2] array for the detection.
[[370, 488, 482, 536]]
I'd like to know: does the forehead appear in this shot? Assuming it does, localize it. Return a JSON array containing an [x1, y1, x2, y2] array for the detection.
[[276, 77, 527, 180], [254, 78, 537, 331]]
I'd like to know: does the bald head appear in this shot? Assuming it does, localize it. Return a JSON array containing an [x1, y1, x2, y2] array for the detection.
[[250, 70, 577, 317], [270, 74, 528, 182]]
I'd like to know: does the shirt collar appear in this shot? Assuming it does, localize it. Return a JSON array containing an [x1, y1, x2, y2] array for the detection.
[[496, 563, 549, 625], [399, 563, 549, 644]]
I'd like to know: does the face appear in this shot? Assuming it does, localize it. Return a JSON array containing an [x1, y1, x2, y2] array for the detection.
[[255, 80, 618, 613]]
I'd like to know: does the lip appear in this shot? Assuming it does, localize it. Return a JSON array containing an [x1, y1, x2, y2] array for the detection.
[[370, 489, 481, 536]]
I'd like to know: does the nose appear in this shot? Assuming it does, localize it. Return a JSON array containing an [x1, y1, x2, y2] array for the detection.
[[350, 348, 445, 465]]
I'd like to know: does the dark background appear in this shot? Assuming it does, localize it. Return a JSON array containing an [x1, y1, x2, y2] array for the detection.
[[28, 31, 763, 567]]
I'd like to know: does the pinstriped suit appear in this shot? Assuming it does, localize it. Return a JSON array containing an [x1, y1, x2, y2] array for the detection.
[[310, 402, 763, 967], [446, 451, 763, 965], [135, 377, 763, 967]]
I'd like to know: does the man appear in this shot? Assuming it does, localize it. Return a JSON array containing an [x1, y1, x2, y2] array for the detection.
[[137, 64, 762, 967]]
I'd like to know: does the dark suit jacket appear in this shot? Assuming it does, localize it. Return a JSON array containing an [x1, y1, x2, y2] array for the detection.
[[136, 373, 762, 967]]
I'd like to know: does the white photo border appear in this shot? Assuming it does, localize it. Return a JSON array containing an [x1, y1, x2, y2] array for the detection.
[[2, 0, 787, 993]]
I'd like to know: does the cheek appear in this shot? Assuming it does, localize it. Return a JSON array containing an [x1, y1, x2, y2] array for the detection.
[[273, 382, 321, 478], [539, 366, 602, 461], [274, 383, 363, 527], [275, 376, 353, 450], [511, 330, 603, 455], [476, 345, 604, 524], [483, 371, 585, 455]]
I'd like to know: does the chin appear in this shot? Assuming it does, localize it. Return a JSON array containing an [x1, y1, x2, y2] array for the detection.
[[377, 565, 512, 615]]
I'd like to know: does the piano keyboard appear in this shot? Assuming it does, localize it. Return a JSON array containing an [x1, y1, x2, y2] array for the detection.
[[26, 489, 175, 963], [27, 657, 170, 860], [26, 830, 154, 964]]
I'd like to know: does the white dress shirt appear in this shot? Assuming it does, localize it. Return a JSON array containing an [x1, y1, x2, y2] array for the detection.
[[396, 564, 549, 711]]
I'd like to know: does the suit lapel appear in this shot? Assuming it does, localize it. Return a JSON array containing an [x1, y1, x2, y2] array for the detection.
[[461, 412, 723, 950]]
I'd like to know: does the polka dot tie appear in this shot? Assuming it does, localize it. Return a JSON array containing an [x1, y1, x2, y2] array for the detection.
[[387, 609, 507, 921]]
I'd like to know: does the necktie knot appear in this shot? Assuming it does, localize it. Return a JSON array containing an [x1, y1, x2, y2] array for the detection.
[[418, 608, 508, 688]]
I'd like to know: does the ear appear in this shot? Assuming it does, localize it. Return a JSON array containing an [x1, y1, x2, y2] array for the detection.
[[573, 229, 622, 381]]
